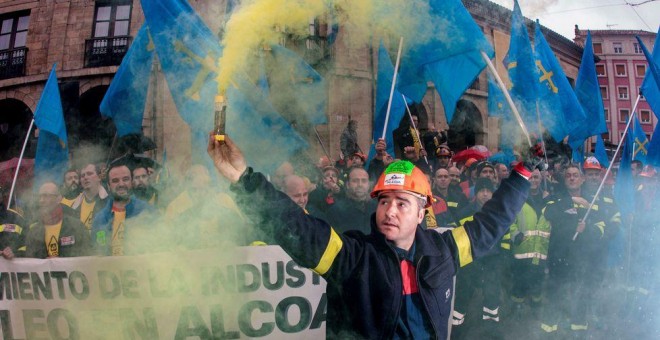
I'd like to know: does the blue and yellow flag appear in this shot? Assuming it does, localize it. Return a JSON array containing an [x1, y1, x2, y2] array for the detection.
[[594, 134, 610, 169], [226, 76, 308, 174], [34, 64, 68, 186], [647, 123, 660, 167], [637, 32, 660, 119], [142, 0, 306, 173], [637, 30, 660, 167], [632, 116, 649, 163], [504, 0, 539, 135], [569, 31, 607, 150], [368, 42, 408, 164], [397, 0, 494, 122], [488, 72, 516, 155], [268, 44, 328, 127], [141, 0, 223, 166], [534, 21, 586, 142], [100, 25, 154, 137]]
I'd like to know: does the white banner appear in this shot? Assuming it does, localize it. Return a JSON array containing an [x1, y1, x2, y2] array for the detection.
[[0, 246, 327, 339]]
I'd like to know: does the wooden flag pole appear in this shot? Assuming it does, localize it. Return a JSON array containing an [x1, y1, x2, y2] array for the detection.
[[381, 37, 404, 140]]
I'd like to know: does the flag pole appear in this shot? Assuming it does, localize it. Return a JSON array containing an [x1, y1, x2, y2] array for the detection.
[[313, 126, 332, 161], [8, 118, 35, 208], [480, 51, 532, 147], [381, 37, 404, 140], [402, 94, 430, 168], [573, 94, 641, 241]]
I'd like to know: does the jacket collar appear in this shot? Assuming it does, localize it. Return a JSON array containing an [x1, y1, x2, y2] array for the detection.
[[370, 214, 444, 259], [71, 186, 109, 210]]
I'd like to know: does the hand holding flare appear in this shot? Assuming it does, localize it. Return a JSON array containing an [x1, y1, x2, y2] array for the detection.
[[207, 134, 247, 184]]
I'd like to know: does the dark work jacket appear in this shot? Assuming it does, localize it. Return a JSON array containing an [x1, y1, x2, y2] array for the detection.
[[231, 168, 530, 339], [0, 207, 26, 254], [24, 215, 92, 258], [433, 185, 469, 226], [541, 190, 619, 277]]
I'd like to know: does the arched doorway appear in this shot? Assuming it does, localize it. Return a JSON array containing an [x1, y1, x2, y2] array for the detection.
[[68, 85, 116, 166], [448, 99, 484, 151], [0, 98, 34, 161]]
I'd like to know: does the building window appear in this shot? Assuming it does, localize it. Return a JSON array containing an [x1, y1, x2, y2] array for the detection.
[[596, 64, 606, 76], [0, 11, 30, 80], [593, 42, 603, 54], [603, 132, 610, 142], [613, 42, 623, 54], [619, 109, 630, 123], [617, 86, 629, 100], [634, 43, 643, 54], [641, 110, 651, 124], [85, 1, 132, 68], [636, 64, 646, 77], [604, 108, 610, 122], [600, 86, 608, 99], [615, 64, 626, 76], [640, 87, 645, 101], [0, 12, 29, 50], [93, 1, 131, 38]]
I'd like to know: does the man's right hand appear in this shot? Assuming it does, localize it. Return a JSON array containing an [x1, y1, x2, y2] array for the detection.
[[207, 134, 248, 183]]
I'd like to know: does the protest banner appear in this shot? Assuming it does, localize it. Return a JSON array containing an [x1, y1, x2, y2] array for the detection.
[[0, 246, 326, 339]]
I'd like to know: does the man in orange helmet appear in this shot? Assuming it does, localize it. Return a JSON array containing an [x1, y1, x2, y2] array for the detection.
[[208, 135, 537, 339]]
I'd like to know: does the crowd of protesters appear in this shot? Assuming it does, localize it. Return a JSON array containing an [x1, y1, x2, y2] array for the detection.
[[1, 107, 659, 339]]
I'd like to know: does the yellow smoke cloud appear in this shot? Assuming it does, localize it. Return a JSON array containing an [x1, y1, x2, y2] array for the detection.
[[217, 0, 326, 93], [217, 0, 436, 93]]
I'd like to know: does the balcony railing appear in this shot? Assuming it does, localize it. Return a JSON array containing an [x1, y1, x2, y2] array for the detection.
[[0, 47, 28, 80], [84, 36, 132, 68]]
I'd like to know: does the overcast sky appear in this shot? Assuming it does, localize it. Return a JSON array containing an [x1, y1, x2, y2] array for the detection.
[[490, 0, 660, 40]]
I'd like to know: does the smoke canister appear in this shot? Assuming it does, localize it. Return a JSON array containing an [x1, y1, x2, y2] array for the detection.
[[214, 95, 227, 143]]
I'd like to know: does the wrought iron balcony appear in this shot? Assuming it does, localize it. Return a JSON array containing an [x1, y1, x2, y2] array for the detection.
[[84, 36, 132, 68], [0, 47, 28, 80]]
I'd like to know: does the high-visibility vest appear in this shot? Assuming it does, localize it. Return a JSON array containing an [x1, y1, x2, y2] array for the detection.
[[510, 202, 549, 265]]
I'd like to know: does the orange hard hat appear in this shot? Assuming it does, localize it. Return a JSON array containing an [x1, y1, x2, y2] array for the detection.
[[371, 160, 433, 208], [583, 157, 602, 171]]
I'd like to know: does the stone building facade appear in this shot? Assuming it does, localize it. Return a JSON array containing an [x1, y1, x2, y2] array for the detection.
[[574, 27, 657, 147], [0, 0, 584, 177]]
